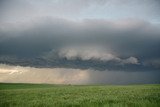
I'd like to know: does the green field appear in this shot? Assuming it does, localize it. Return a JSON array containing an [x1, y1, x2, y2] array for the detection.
[[0, 83, 160, 107]]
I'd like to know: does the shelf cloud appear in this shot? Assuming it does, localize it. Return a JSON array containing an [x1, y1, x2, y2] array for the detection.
[[0, 0, 160, 84], [0, 19, 159, 71]]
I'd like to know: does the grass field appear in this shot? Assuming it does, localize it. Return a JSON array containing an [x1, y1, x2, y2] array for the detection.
[[0, 83, 160, 107]]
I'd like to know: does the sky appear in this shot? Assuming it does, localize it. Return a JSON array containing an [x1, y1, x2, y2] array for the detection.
[[0, 0, 160, 84]]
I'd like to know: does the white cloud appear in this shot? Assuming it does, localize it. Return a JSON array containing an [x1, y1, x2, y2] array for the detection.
[[122, 57, 139, 65], [59, 47, 118, 61], [58, 47, 139, 65]]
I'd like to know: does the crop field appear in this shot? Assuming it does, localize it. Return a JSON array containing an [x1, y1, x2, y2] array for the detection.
[[0, 83, 160, 107]]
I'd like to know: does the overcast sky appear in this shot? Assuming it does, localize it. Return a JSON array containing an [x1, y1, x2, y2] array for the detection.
[[0, 0, 160, 84]]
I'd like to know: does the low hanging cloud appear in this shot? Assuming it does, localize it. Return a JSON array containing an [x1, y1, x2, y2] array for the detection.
[[0, 18, 160, 71], [58, 47, 139, 64], [0, 0, 160, 85], [122, 57, 139, 65], [58, 47, 119, 61]]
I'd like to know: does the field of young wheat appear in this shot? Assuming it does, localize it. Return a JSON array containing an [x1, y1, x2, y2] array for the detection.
[[0, 83, 160, 107]]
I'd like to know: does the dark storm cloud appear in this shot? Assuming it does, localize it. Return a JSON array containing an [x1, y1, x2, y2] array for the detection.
[[0, 0, 160, 71], [0, 18, 160, 71], [1, 0, 160, 85]]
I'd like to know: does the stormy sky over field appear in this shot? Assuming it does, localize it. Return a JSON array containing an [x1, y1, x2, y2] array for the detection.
[[0, 0, 160, 84]]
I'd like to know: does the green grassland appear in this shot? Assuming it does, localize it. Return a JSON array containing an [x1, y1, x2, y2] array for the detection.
[[0, 83, 160, 107]]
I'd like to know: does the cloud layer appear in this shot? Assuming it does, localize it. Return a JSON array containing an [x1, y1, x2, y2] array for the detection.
[[0, 18, 160, 71], [0, 0, 160, 84], [0, 0, 160, 22]]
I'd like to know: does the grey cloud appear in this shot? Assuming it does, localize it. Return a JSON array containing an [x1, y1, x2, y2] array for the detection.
[[0, 18, 160, 71], [0, 0, 160, 85], [0, 0, 160, 22], [143, 59, 160, 69]]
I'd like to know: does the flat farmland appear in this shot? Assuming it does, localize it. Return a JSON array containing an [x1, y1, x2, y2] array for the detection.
[[0, 83, 160, 107]]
